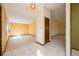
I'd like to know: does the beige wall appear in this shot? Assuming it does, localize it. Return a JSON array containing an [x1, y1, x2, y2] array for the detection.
[[51, 18, 58, 36], [10, 23, 29, 35], [29, 21, 36, 36], [2, 5, 7, 52], [44, 7, 51, 19], [36, 5, 45, 44], [9, 21, 36, 36], [51, 17, 65, 36], [57, 21, 65, 34]]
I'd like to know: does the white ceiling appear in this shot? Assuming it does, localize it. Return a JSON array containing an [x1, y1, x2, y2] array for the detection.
[[45, 3, 65, 23], [51, 4, 66, 23], [3, 3, 65, 24], [45, 3, 65, 10], [3, 3, 37, 24]]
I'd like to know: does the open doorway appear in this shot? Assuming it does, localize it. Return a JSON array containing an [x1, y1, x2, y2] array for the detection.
[[70, 3, 79, 56]]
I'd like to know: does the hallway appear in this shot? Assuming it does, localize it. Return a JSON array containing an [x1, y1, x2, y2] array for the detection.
[[3, 35, 66, 56]]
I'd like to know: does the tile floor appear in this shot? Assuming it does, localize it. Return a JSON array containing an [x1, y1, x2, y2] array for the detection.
[[72, 49, 79, 56], [3, 35, 66, 56]]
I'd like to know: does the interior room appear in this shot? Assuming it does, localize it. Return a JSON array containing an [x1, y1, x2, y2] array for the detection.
[[1, 3, 66, 56], [5, 21, 36, 53], [70, 3, 79, 56]]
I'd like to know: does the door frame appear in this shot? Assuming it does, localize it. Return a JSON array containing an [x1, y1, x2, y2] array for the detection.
[[66, 3, 71, 56], [44, 17, 50, 44], [0, 4, 2, 56]]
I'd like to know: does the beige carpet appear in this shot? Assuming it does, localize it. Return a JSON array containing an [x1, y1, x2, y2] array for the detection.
[[3, 35, 66, 56]]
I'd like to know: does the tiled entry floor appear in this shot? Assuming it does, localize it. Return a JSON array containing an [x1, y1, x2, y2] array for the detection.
[[3, 35, 66, 56], [72, 49, 79, 56]]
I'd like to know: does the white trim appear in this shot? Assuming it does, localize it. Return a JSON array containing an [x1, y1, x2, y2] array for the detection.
[[66, 3, 70, 56]]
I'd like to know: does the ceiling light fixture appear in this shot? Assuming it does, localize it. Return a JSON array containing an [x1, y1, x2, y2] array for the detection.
[[30, 3, 36, 10]]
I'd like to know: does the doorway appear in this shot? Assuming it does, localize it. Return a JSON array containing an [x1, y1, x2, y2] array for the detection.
[[71, 3, 79, 56], [45, 17, 49, 44]]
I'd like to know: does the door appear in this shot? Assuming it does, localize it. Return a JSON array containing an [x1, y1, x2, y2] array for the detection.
[[0, 4, 2, 55], [45, 17, 49, 44], [71, 4, 79, 50]]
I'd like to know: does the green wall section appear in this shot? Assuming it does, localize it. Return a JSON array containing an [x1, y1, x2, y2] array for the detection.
[[71, 4, 79, 49]]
